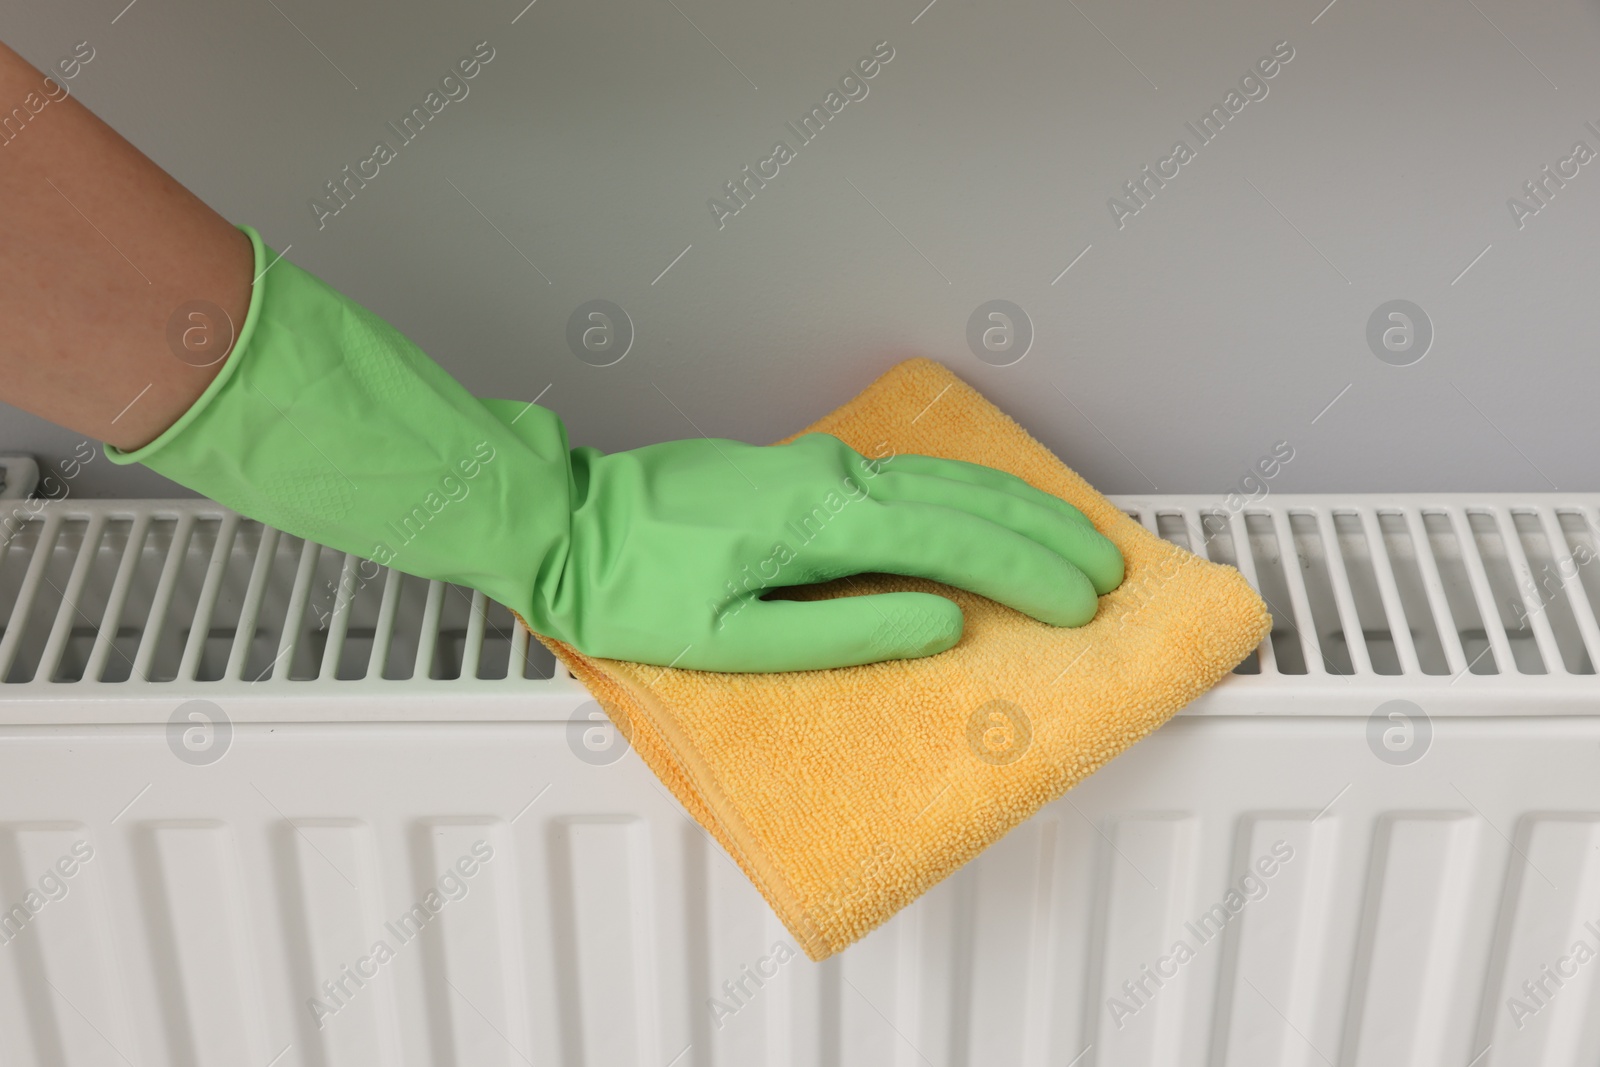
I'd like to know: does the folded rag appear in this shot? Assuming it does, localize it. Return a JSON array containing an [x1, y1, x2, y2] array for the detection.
[[527, 358, 1271, 960]]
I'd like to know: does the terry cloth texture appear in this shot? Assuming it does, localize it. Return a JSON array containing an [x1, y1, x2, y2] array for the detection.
[[527, 358, 1272, 961]]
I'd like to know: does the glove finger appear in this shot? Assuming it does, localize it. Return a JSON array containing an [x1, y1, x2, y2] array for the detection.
[[869, 470, 1123, 594], [808, 500, 1102, 627], [873, 452, 1098, 529], [710, 591, 963, 671]]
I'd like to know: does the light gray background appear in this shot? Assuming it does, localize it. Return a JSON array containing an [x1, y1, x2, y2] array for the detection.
[[5, 0, 1597, 498]]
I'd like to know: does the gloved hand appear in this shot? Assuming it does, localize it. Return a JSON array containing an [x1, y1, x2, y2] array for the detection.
[[107, 227, 1123, 672]]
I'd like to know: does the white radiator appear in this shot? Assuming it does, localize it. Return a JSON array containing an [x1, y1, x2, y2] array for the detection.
[[1, 494, 1598, 1067]]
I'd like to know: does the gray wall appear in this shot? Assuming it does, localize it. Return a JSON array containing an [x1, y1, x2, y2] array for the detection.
[[6, 0, 1598, 499]]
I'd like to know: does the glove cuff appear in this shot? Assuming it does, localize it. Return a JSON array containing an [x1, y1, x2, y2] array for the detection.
[[102, 224, 573, 625], [104, 224, 270, 467]]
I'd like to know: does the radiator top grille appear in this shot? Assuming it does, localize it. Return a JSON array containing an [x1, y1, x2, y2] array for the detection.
[[0, 495, 1596, 720]]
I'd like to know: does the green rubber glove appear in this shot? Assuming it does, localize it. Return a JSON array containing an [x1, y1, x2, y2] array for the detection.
[[107, 226, 1124, 672]]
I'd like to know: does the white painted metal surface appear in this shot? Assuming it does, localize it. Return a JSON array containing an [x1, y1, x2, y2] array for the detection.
[[0, 495, 1597, 1066]]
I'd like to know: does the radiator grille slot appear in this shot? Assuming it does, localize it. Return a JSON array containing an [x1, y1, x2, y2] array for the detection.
[[1509, 509, 1594, 675], [1, 497, 1598, 713], [1330, 512, 1388, 673], [1418, 510, 1497, 676], [1465, 509, 1546, 675], [1239, 512, 1312, 675], [0, 504, 558, 694], [1372, 510, 1451, 675], [1139, 495, 1600, 697]]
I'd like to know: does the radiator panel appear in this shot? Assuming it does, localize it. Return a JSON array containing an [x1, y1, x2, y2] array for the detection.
[[0, 719, 1591, 1065], [0, 496, 1596, 1064]]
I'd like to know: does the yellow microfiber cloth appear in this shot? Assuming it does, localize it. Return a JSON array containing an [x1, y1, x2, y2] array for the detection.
[[529, 357, 1271, 960]]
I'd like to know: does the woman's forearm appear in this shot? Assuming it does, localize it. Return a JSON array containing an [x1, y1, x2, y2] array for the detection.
[[0, 38, 251, 452]]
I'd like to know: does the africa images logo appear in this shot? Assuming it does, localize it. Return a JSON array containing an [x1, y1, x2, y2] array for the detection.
[[1107, 40, 1295, 229]]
